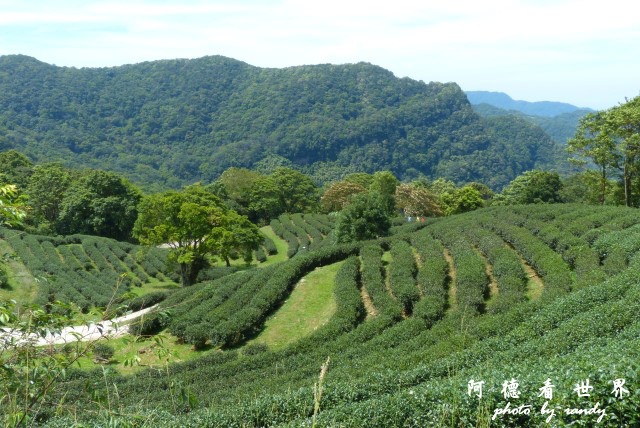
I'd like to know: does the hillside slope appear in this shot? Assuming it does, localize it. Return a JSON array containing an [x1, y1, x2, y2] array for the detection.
[[0, 55, 562, 190], [472, 102, 592, 146], [24, 204, 640, 427]]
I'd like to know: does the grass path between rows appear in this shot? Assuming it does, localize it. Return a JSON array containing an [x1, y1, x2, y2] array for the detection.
[[246, 260, 344, 350], [258, 225, 289, 266]]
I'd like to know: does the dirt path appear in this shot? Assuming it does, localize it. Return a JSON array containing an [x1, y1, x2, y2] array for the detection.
[[1, 305, 157, 348], [360, 286, 378, 318]]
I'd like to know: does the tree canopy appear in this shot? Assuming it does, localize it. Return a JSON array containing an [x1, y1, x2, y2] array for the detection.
[[494, 170, 563, 205], [335, 192, 392, 243], [0, 184, 27, 228], [568, 96, 640, 207], [55, 170, 142, 241], [133, 185, 261, 286]]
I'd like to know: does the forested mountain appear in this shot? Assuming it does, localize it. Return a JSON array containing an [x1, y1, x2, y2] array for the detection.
[[472, 102, 592, 146], [465, 90, 593, 117], [0, 55, 563, 190]]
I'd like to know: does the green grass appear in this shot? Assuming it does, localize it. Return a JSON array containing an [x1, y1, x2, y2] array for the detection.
[[129, 280, 179, 297], [73, 331, 208, 375], [246, 260, 344, 350], [208, 226, 289, 269], [258, 225, 288, 266]]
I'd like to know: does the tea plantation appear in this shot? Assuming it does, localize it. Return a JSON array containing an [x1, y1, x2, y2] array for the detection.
[[0, 227, 175, 310], [3, 204, 640, 426]]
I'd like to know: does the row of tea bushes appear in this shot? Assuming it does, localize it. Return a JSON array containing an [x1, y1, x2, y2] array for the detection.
[[0, 227, 173, 310], [430, 221, 488, 315], [359, 244, 403, 320], [410, 232, 449, 325], [386, 239, 419, 315], [483, 219, 573, 299], [464, 222, 528, 313]]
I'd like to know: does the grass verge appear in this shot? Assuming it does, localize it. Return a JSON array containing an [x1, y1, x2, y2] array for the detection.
[[246, 260, 343, 350]]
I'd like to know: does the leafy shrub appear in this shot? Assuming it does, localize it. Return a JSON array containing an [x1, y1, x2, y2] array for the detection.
[[92, 343, 115, 362], [241, 343, 269, 356]]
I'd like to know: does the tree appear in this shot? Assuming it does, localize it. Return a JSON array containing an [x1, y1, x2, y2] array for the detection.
[[134, 185, 225, 287], [608, 96, 640, 206], [215, 211, 263, 266], [369, 171, 399, 215], [466, 182, 494, 201], [440, 186, 484, 215], [216, 167, 262, 213], [335, 192, 391, 243], [494, 170, 563, 205], [394, 183, 442, 217], [271, 167, 319, 213], [344, 172, 374, 189], [320, 181, 367, 213], [369, 171, 398, 196], [26, 163, 73, 228], [56, 170, 142, 241], [247, 175, 282, 224], [134, 185, 260, 286], [429, 178, 456, 198], [568, 96, 640, 207], [561, 171, 615, 205], [568, 112, 618, 204], [0, 150, 33, 190]]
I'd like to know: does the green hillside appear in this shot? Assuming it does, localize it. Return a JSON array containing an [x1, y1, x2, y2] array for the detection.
[[0, 226, 175, 310], [472, 103, 592, 147], [0, 55, 563, 190], [3, 204, 639, 426]]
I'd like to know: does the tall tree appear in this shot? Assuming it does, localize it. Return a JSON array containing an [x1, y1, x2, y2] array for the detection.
[[335, 192, 391, 243], [26, 163, 73, 227], [270, 167, 318, 213], [134, 186, 225, 287], [568, 96, 640, 206], [568, 112, 618, 204], [56, 170, 142, 240], [609, 97, 640, 206], [394, 183, 442, 217], [133, 185, 261, 285], [320, 181, 367, 213]]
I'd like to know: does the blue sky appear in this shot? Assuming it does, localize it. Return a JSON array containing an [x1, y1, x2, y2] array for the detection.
[[1, 0, 638, 109]]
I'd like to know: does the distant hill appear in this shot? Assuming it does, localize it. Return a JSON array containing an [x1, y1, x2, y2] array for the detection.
[[0, 55, 565, 190], [466, 90, 593, 117], [471, 101, 593, 146]]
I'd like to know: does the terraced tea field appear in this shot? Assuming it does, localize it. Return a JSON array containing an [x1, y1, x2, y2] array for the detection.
[[2, 205, 640, 426]]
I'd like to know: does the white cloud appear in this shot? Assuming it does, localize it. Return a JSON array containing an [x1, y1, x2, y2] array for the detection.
[[0, 0, 638, 108]]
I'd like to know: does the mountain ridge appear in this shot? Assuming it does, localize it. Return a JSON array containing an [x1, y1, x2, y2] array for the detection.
[[465, 90, 594, 117], [0, 55, 564, 190]]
